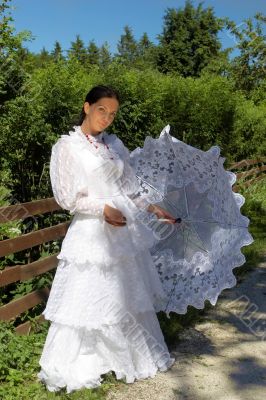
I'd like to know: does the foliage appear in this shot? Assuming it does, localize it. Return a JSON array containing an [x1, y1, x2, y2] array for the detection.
[[68, 34, 88, 64], [51, 40, 64, 62], [0, 57, 264, 207], [241, 180, 266, 216], [236, 180, 266, 277], [0, 0, 32, 103], [232, 97, 266, 159], [0, 96, 54, 202], [156, 0, 225, 76], [98, 41, 112, 68], [103, 66, 265, 162], [0, 174, 22, 243], [225, 13, 266, 95], [115, 25, 139, 65], [87, 40, 100, 66]]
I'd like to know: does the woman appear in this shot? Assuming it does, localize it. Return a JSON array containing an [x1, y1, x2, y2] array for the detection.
[[37, 85, 176, 393]]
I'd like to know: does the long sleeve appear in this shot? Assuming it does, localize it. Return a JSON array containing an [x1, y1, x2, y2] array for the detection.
[[49, 139, 107, 216], [114, 136, 152, 212]]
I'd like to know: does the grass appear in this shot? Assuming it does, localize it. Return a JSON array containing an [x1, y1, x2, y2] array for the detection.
[[0, 319, 122, 400]]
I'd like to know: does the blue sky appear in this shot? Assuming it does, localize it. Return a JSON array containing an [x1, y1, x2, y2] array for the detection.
[[10, 0, 266, 56]]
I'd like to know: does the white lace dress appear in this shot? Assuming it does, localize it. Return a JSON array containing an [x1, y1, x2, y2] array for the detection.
[[37, 125, 175, 393]]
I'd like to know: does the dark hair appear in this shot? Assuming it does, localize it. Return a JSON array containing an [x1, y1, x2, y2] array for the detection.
[[77, 85, 120, 125]]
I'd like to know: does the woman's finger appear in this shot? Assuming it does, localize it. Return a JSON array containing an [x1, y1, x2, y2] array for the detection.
[[105, 217, 127, 226], [163, 213, 176, 221]]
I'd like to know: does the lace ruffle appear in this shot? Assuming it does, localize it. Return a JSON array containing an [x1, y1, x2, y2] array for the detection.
[[153, 226, 253, 317], [42, 247, 167, 328], [38, 312, 175, 394]]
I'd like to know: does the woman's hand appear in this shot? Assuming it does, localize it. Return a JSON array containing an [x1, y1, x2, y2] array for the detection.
[[103, 204, 127, 227], [147, 204, 176, 224]]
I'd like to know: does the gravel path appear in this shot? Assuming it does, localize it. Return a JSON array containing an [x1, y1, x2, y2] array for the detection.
[[107, 258, 266, 400]]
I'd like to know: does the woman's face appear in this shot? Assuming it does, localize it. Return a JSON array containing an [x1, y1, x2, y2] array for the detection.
[[83, 97, 119, 135]]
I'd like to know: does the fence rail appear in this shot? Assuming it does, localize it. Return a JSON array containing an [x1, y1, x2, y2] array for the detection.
[[229, 157, 266, 191], [0, 158, 265, 335], [0, 198, 69, 334]]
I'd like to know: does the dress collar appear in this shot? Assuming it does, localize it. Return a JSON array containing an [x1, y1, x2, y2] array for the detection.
[[73, 125, 105, 142], [71, 125, 120, 160]]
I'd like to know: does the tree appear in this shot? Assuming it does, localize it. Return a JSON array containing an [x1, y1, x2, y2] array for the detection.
[[0, 0, 32, 103], [0, 0, 25, 55], [68, 34, 87, 64], [99, 41, 112, 68], [226, 13, 266, 96], [51, 40, 64, 62], [138, 32, 156, 65], [156, 0, 225, 76], [40, 46, 51, 63], [138, 32, 153, 56], [87, 40, 100, 65], [115, 25, 139, 65]]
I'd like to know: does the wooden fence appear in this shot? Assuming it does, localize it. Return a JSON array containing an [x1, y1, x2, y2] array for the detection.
[[0, 158, 265, 335], [228, 157, 266, 191], [0, 198, 69, 334]]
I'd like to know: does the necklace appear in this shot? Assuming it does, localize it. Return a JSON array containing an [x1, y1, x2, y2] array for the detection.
[[73, 125, 120, 160], [84, 133, 114, 160]]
